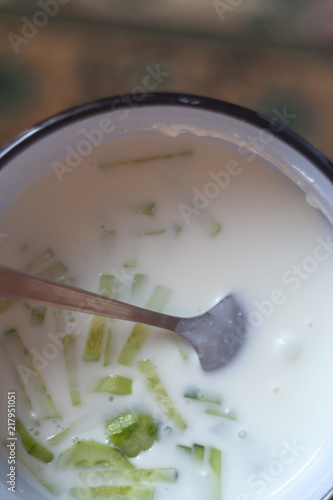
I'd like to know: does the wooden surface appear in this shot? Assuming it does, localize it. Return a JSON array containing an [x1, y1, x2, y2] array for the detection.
[[0, 4, 332, 160]]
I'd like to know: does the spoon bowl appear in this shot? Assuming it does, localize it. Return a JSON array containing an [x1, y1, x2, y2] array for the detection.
[[0, 264, 245, 370]]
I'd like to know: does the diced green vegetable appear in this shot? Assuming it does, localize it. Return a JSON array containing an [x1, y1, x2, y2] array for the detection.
[[117, 285, 171, 366], [196, 211, 221, 238], [29, 305, 47, 325], [137, 414, 158, 442], [17, 419, 54, 463], [31, 306, 47, 325], [145, 285, 171, 312], [106, 412, 157, 458], [93, 375, 133, 395], [98, 274, 117, 298], [0, 298, 13, 313], [177, 444, 192, 455], [99, 151, 193, 169], [83, 316, 106, 362], [136, 202, 156, 217], [138, 360, 187, 430], [131, 274, 147, 297], [143, 230, 166, 235], [63, 333, 81, 405], [47, 427, 70, 445], [79, 467, 177, 484], [173, 224, 182, 237], [184, 388, 221, 405], [117, 323, 148, 367], [123, 259, 136, 268], [24, 248, 68, 281], [205, 408, 236, 420], [209, 447, 222, 500], [101, 228, 116, 240], [176, 342, 189, 361], [83, 275, 116, 362], [103, 328, 113, 366], [193, 443, 205, 464], [56, 441, 134, 469], [3, 329, 60, 419], [70, 485, 154, 500]]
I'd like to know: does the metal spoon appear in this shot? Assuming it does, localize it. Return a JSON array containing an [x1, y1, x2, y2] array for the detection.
[[0, 264, 245, 370]]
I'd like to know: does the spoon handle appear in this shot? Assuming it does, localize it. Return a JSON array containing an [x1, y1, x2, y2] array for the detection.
[[0, 264, 178, 331]]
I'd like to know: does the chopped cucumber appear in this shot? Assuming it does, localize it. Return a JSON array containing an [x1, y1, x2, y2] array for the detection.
[[136, 202, 156, 217], [196, 211, 221, 238], [83, 275, 116, 362], [117, 323, 148, 367], [17, 419, 54, 463], [0, 298, 13, 313], [3, 329, 60, 419], [184, 388, 221, 405], [173, 224, 182, 237], [24, 248, 69, 281], [101, 228, 116, 240], [24, 304, 47, 325], [178, 442, 205, 463], [56, 441, 134, 469], [138, 414, 158, 441], [138, 360, 187, 430], [123, 259, 136, 268], [98, 274, 117, 298], [106, 412, 157, 458], [176, 342, 189, 361], [83, 316, 106, 362], [94, 375, 133, 395], [103, 328, 113, 367], [143, 230, 166, 235], [205, 408, 236, 420], [145, 285, 171, 312], [131, 274, 147, 298], [79, 467, 177, 484], [193, 443, 205, 464], [117, 285, 171, 366], [177, 444, 192, 455], [99, 151, 193, 169], [47, 427, 70, 445], [177, 443, 222, 498], [209, 447, 222, 500], [70, 485, 154, 500], [63, 333, 81, 405]]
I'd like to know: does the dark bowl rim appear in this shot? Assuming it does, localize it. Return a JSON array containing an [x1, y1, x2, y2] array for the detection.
[[0, 92, 332, 182]]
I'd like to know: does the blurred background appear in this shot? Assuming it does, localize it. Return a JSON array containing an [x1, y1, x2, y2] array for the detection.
[[0, 0, 332, 159]]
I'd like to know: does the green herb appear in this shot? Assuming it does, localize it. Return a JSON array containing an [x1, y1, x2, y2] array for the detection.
[[94, 375, 133, 395], [99, 151, 193, 169]]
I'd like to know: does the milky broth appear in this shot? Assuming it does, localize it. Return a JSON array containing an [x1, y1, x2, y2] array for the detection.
[[1, 133, 333, 500]]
